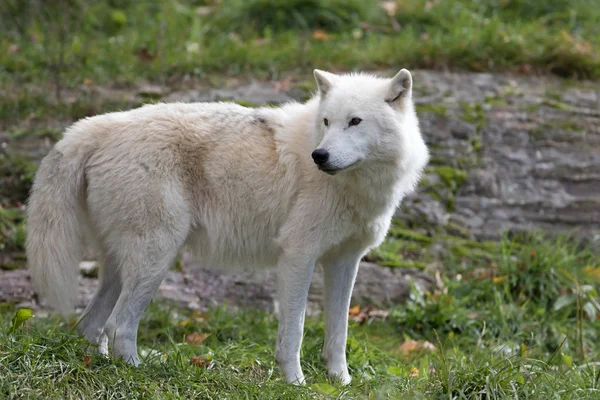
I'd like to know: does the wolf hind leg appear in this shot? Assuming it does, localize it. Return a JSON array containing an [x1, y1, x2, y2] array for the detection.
[[77, 254, 122, 350], [102, 229, 186, 366]]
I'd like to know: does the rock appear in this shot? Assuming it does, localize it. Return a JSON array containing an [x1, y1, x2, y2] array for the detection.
[[0, 256, 434, 317]]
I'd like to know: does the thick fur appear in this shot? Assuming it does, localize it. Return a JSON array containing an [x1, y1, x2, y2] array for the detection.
[[26, 69, 429, 385]]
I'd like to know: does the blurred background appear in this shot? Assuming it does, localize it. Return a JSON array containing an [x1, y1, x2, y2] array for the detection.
[[1, 1, 599, 397]]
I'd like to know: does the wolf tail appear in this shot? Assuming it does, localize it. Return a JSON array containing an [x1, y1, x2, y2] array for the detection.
[[26, 144, 89, 315]]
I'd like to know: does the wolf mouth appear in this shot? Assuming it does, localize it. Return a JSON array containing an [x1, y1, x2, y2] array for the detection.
[[317, 160, 361, 175]]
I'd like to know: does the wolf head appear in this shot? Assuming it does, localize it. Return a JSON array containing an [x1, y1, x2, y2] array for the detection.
[[311, 69, 423, 176]]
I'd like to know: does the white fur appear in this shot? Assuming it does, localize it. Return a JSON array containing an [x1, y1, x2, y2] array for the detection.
[[26, 69, 429, 385]]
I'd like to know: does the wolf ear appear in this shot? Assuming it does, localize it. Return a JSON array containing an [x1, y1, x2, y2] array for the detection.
[[386, 69, 412, 106], [313, 69, 337, 96]]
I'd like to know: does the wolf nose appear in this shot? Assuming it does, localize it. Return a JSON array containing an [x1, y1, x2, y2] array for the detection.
[[311, 149, 329, 165]]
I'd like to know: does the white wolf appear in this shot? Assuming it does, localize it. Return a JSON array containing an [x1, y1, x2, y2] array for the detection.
[[26, 69, 428, 385]]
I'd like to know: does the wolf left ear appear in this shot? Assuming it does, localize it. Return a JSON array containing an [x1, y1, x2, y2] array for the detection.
[[386, 69, 412, 105]]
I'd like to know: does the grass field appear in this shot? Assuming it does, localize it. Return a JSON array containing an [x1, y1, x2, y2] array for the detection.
[[2, 234, 599, 399], [1, 0, 599, 88]]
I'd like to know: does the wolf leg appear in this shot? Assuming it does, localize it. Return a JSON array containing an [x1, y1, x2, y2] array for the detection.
[[275, 253, 316, 385], [77, 254, 122, 350], [322, 249, 363, 385]]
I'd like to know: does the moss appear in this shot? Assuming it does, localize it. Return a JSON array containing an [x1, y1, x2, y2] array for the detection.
[[379, 259, 427, 269], [558, 121, 584, 131], [0, 152, 37, 202], [461, 103, 486, 131], [542, 99, 572, 111], [431, 166, 467, 192], [172, 257, 184, 272], [387, 227, 433, 244], [292, 80, 315, 93], [416, 104, 448, 117], [484, 95, 508, 107], [471, 136, 483, 152], [0, 262, 23, 271], [8, 127, 63, 141], [0, 206, 27, 255]]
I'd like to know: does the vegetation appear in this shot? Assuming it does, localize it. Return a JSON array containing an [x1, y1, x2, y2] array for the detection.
[[1, 234, 599, 398], [1, 0, 599, 89]]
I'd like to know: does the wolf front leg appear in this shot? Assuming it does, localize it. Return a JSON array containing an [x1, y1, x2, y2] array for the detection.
[[275, 253, 316, 385], [321, 249, 364, 385]]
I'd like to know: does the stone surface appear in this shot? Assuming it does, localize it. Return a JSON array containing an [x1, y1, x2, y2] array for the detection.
[[2, 69, 599, 313], [0, 259, 433, 316]]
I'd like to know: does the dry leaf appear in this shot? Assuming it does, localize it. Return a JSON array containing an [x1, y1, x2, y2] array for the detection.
[[312, 29, 329, 41], [137, 45, 156, 62], [492, 275, 508, 284], [350, 305, 389, 324], [186, 332, 210, 346], [583, 266, 600, 281], [190, 356, 211, 368], [380, 1, 397, 16], [409, 367, 420, 377], [400, 339, 436, 356], [195, 6, 213, 17], [83, 354, 92, 368], [400, 339, 419, 356]]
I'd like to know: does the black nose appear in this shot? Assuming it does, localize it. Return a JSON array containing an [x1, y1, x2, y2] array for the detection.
[[311, 149, 329, 165]]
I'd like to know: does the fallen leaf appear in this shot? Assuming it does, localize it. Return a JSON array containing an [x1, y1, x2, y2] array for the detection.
[[399, 339, 436, 356], [137, 45, 156, 63], [409, 367, 419, 377], [380, 1, 397, 16], [583, 266, 600, 282], [83, 354, 92, 368], [399, 339, 419, 356], [186, 332, 210, 346], [83, 78, 93, 85], [350, 305, 389, 324], [312, 29, 329, 41], [190, 356, 211, 368], [492, 275, 508, 284], [195, 6, 213, 17]]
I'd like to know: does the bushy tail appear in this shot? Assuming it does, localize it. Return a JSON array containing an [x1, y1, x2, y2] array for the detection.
[[26, 147, 88, 315]]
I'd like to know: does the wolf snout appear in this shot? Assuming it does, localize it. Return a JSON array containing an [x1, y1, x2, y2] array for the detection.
[[311, 149, 329, 165]]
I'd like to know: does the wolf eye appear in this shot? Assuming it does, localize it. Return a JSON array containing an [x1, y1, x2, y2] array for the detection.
[[323, 118, 329, 126], [349, 117, 362, 127]]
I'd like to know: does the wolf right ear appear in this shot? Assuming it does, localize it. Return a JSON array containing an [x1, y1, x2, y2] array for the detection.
[[314, 69, 337, 96], [386, 69, 412, 106]]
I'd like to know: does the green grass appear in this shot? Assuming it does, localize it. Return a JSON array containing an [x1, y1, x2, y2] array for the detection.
[[2, 234, 599, 398], [1, 0, 599, 89]]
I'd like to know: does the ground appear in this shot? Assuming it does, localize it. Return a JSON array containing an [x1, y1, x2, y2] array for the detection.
[[1, 1, 600, 398], [1, 69, 599, 399]]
